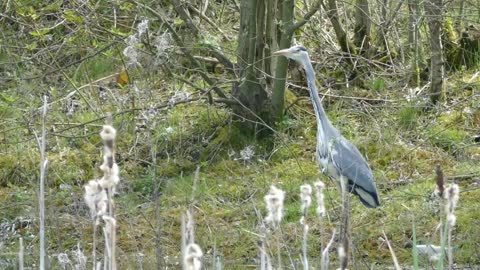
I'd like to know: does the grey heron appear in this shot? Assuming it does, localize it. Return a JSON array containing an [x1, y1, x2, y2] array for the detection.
[[273, 45, 380, 208], [273, 45, 380, 268]]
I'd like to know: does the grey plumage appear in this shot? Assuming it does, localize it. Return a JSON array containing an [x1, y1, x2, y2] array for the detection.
[[273, 45, 380, 208]]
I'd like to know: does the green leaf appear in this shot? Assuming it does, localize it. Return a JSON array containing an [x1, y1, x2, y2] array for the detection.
[[43, 0, 63, 12], [29, 28, 50, 37], [110, 27, 130, 37], [0, 93, 15, 103], [26, 41, 38, 51], [64, 10, 83, 24], [173, 18, 184, 26]]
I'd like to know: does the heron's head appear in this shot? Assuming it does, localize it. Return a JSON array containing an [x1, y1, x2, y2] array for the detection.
[[272, 45, 309, 63]]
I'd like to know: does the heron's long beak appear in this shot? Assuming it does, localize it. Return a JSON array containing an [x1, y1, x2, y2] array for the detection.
[[272, 48, 290, 57]]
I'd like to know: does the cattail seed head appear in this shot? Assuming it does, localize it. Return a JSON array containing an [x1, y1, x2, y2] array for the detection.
[[137, 19, 149, 37], [445, 184, 460, 227], [338, 246, 346, 263], [84, 180, 108, 218], [447, 213, 456, 227], [57, 253, 71, 269], [445, 184, 459, 212], [435, 165, 445, 198], [264, 185, 285, 227], [184, 243, 203, 270], [100, 125, 117, 142], [300, 184, 312, 215], [314, 180, 326, 217]]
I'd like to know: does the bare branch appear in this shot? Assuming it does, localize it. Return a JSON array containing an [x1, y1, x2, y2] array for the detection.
[[170, 0, 199, 35], [136, 1, 228, 99], [291, 1, 322, 31], [187, 3, 232, 41]]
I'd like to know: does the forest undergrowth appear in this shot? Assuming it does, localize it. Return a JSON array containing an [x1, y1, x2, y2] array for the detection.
[[0, 0, 479, 269]]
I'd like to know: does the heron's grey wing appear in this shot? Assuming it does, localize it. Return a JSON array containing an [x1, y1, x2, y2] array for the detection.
[[330, 137, 380, 208]]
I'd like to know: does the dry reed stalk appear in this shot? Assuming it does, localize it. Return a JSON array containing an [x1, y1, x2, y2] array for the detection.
[[34, 95, 49, 270], [84, 124, 120, 270], [18, 237, 24, 270], [382, 230, 401, 270], [300, 184, 312, 270], [264, 185, 285, 268], [445, 184, 459, 270], [339, 176, 350, 270], [182, 167, 203, 270], [321, 229, 336, 270]]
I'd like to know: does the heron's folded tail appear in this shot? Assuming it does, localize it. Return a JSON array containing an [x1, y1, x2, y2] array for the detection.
[[351, 186, 380, 208]]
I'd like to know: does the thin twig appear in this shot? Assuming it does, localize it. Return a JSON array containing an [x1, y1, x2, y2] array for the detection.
[[136, 0, 228, 99], [291, 1, 322, 30], [287, 82, 396, 102], [187, 4, 231, 41]]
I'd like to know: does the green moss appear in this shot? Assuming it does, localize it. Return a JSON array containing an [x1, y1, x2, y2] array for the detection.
[[427, 126, 468, 151]]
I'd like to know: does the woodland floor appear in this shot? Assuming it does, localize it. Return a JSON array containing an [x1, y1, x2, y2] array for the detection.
[[0, 68, 479, 269]]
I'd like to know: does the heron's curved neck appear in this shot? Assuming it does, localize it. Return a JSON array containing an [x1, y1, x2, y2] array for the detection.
[[303, 59, 331, 131]]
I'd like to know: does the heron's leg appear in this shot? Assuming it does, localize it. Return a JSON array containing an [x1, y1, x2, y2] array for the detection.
[[339, 175, 350, 270]]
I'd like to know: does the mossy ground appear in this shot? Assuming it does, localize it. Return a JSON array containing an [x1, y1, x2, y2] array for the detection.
[[1, 68, 479, 269], [1, 1, 480, 268]]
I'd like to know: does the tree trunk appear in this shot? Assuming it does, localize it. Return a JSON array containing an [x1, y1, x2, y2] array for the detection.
[[354, 0, 371, 52], [265, 0, 278, 84], [324, 0, 357, 57], [233, 0, 270, 133], [271, 0, 295, 121], [408, 0, 422, 86], [460, 26, 480, 68], [235, 0, 320, 127], [424, 0, 445, 104]]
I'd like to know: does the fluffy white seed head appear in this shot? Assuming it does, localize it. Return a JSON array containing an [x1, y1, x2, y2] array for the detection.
[[338, 246, 346, 262], [57, 253, 71, 268], [137, 19, 149, 37], [314, 181, 325, 190], [447, 213, 456, 227], [239, 145, 255, 161], [102, 215, 116, 227], [429, 253, 440, 262], [300, 184, 312, 215], [100, 125, 117, 142], [184, 243, 203, 270], [84, 180, 108, 218], [314, 180, 326, 217], [445, 184, 460, 213], [264, 185, 286, 227]]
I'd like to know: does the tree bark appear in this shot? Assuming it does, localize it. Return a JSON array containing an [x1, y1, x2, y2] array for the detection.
[[424, 0, 445, 104], [272, 0, 295, 121], [233, 0, 270, 133], [323, 0, 357, 57], [271, 1, 321, 120], [170, 0, 199, 36], [408, 0, 422, 86], [265, 0, 278, 84], [354, 0, 371, 51]]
